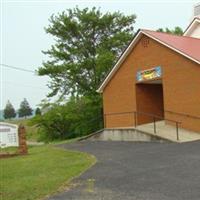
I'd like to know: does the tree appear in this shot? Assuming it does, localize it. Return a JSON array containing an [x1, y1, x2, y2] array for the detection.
[[35, 107, 41, 115], [18, 98, 33, 118], [3, 100, 16, 119], [157, 26, 183, 36], [38, 7, 136, 98]]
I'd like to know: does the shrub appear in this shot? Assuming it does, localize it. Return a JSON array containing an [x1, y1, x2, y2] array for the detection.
[[30, 95, 103, 142]]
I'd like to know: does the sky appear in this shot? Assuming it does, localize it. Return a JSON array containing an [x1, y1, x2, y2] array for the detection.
[[0, 0, 199, 110]]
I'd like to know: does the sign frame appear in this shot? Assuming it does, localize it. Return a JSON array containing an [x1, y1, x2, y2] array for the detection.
[[0, 122, 19, 148], [136, 66, 162, 82]]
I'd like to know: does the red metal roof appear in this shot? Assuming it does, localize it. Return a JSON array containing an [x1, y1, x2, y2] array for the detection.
[[142, 29, 200, 63]]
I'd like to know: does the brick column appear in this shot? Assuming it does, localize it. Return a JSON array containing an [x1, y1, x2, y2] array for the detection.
[[18, 124, 28, 155]]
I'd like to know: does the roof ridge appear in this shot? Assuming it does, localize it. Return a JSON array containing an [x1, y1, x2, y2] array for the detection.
[[141, 28, 200, 41]]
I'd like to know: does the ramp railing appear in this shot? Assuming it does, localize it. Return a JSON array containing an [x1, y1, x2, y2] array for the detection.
[[104, 111, 182, 141]]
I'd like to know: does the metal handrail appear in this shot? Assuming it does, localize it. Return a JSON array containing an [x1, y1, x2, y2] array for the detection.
[[165, 110, 200, 120], [105, 111, 181, 124], [104, 111, 181, 141]]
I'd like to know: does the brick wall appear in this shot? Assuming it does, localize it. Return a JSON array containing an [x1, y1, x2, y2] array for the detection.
[[103, 35, 200, 132]]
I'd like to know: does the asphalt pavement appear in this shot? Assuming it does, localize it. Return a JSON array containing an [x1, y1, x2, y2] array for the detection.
[[48, 140, 200, 200]]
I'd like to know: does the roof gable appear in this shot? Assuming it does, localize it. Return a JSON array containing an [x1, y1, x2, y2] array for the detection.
[[184, 17, 200, 38], [97, 30, 200, 93]]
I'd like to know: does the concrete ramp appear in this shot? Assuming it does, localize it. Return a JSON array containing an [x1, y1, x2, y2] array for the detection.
[[83, 122, 200, 143], [137, 121, 200, 143], [84, 128, 169, 143]]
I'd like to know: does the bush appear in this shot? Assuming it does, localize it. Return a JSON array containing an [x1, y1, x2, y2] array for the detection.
[[30, 95, 103, 142]]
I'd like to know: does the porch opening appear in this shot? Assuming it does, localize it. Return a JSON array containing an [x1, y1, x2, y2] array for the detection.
[[136, 80, 164, 125]]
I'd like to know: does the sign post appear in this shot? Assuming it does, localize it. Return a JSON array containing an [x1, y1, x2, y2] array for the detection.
[[18, 125, 28, 155]]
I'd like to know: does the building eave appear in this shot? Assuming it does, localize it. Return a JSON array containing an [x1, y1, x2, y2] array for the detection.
[[97, 30, 143, 93]]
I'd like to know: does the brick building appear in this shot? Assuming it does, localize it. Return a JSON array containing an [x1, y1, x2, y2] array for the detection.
[[97, 8, 200, 134]]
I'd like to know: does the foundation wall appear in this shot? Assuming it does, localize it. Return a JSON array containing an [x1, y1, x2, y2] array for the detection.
[[88, 129, 166, 142]]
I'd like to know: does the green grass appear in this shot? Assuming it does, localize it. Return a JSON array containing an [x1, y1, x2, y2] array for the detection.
[[50, 136, 85, 145], [1, 144, 96, 200], [0, 146, 18, 154]]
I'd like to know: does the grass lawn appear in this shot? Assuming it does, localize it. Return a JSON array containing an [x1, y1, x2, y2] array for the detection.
[[0, 146, 18, 154], [1, 144, 96, 200]]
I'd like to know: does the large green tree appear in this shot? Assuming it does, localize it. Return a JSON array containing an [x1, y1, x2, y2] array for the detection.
[[18, 98, 33, 118], [38, 7, 136, 98], [157, 26, 183, 36], [3, 100, 16, 119]]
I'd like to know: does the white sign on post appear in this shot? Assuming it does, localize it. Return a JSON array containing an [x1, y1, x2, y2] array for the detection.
[[0, 122, 19, 148]]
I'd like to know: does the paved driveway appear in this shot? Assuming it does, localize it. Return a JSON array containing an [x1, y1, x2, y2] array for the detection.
[[49, 141, 200, 200]]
